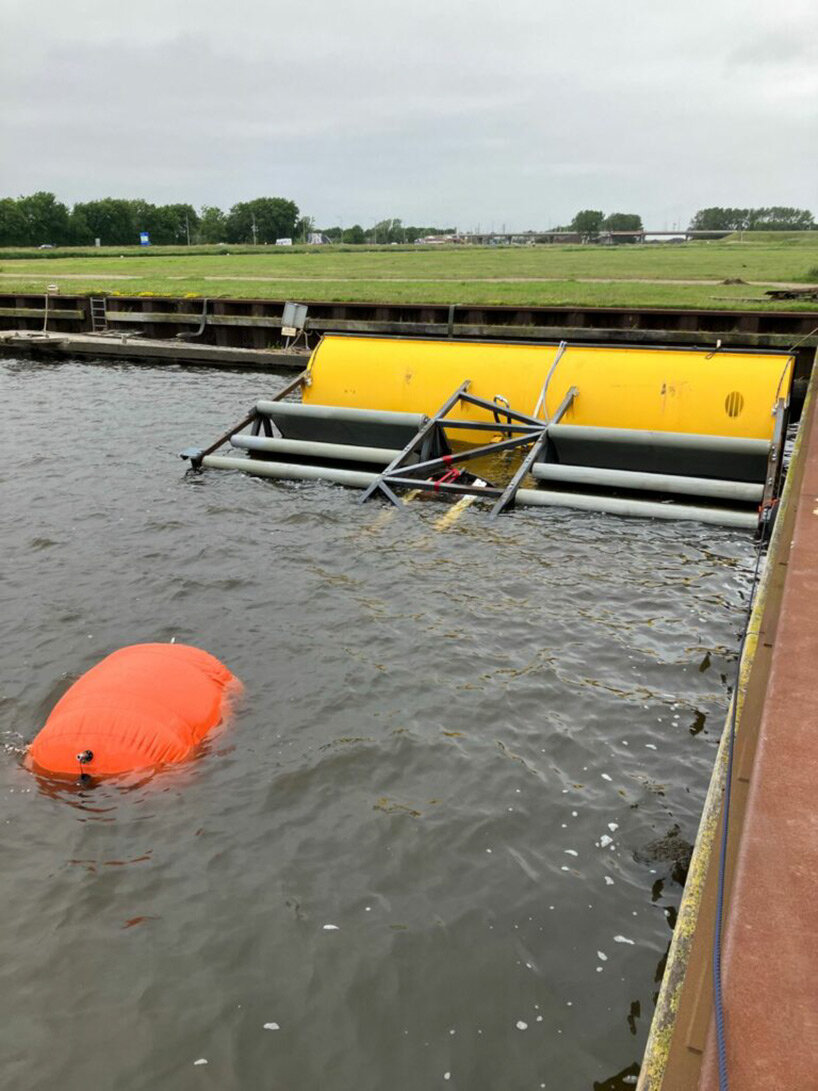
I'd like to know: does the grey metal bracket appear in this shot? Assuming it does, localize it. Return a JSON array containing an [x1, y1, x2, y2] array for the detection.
[[760, 397, 788, 514], [359, 380, 471, 505], [549, 385, 579, 427], [489, 386, 578, 518]]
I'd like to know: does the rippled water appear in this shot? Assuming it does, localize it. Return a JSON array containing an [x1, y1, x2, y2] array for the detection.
[[0, 358, 754, 1091]]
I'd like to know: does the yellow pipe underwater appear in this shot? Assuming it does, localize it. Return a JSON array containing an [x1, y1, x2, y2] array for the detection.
[[303, 335, 793, 443]]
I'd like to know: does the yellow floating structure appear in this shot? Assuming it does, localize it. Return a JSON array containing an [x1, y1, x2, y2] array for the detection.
[[183, 333, 795, 530], [304, 335, 792, 442]]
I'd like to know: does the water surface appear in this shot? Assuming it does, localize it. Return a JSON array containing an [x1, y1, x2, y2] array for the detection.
[[0, 358, 754, 1090]]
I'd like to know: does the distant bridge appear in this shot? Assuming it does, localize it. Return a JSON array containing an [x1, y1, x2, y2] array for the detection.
[[461, 229, 733, 245]]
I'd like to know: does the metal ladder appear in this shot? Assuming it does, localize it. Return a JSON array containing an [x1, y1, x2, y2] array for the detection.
[[89, 297, 107, 333]]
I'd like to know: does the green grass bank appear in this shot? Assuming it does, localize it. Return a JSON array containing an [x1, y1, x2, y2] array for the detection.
[[1, 238, 816, 310]]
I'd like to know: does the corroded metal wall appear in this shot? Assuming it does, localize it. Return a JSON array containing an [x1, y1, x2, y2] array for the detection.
[[1, 292, 817, 348], [1, 293, 815, 410]]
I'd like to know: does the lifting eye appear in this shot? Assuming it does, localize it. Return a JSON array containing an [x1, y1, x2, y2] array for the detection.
[[724, 391, 744, 418]]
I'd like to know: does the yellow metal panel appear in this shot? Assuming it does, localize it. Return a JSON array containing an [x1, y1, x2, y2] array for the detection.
[[303, 336, 793, 442]]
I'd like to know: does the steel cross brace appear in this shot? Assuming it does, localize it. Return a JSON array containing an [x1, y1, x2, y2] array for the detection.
[[489, 385, 578, 518], [384, 431, 539, 481], [359, 380, 471, 506], [455, 391, 546, 428], [434, 420, 544, 434], [385, 477, 505, 499]]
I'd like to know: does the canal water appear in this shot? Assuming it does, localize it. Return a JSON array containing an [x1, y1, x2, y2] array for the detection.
[[0, 358, 754, 1091]]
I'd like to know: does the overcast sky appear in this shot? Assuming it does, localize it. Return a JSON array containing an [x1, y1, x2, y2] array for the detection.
[[1, 0, 815, 230]]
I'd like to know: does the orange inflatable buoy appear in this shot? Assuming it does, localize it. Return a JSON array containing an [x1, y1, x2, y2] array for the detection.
[[28, 643, 240, 778]]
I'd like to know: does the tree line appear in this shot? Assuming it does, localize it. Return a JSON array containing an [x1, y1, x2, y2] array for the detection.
[[688, 207, 815, 231], [0, 192, 303, 247], [320, 219, 457, 244], [1, 192, 814, 248], [0, 193, 456, 248], [567, 207, 815, 240], [568, 211, 643, 237]]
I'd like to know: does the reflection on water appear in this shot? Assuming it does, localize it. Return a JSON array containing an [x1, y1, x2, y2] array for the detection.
[[0, 359, 754, 1090]]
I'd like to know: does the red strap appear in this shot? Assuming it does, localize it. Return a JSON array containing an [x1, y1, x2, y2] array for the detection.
[[431, 466, 461, 491]]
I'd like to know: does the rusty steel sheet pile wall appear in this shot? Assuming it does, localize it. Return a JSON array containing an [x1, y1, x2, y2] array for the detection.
[[1, 293, 817, 350]]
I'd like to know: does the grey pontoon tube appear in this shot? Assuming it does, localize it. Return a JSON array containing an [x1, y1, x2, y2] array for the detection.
[[203, 455, 376, 489], [255, 401, 426, 430], [514, 487, 758, 529], [531, 463, 764, 502], [547, 424, 770, 457], [230, 435, 401, 465], [202, 455, 758, 528]]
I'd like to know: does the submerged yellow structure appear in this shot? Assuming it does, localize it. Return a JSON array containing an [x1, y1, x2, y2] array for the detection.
[[185, 333, 795, 530], [304, 335, 792, 442]]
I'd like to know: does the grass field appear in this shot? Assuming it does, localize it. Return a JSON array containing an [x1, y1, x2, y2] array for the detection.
[[1, 236, 817, 310]]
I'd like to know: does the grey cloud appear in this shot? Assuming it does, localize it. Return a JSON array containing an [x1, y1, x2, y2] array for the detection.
[[1, 0, 815, 228], [729, 29, 815, 67]]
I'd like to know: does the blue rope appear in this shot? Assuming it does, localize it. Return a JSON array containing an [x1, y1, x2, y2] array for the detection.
[[712, 541, 765, 1091]]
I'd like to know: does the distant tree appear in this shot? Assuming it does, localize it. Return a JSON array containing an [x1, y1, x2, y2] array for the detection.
[[371, 218, 405, 244], [603, 213, 643, 232], [140, 203, 199, 245], [74, 198, 199, 246], [690, 206, 814, 232], [321, 226, 343, 242], [405, 225, 457, 242], [67, 206, 94, 245], [73, 198, 138, 245], [689, 207, 750, 232], [129, 199, 156, 238], [226, 197, 299, 244], [363, 220, 458, 244], [570, 209, 605, 240], [342, 224, 366, 244], [175, 203, 200, 241], [0, 197, 28, 245], [747, 206, 814, 230], [198, 206, 228, 243], [17, 191, 70, 246]]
